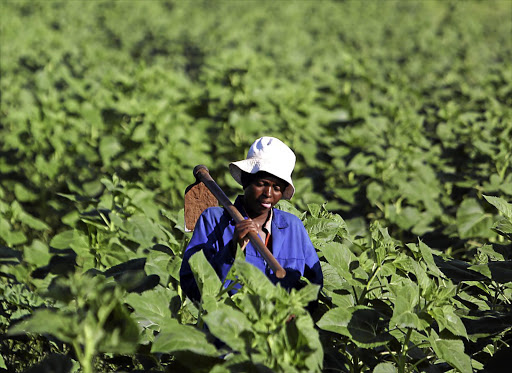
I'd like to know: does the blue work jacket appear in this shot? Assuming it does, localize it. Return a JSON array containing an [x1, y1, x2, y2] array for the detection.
[[180, 196, 323, 302]]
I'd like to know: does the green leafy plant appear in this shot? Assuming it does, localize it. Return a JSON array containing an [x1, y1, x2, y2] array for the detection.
[[150, 250, 323, 373], [1, 0, 511, 371], [9, 273, 139, 373]]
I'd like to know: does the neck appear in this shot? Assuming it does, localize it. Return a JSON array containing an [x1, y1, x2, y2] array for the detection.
[[243, 198, 270, 224]]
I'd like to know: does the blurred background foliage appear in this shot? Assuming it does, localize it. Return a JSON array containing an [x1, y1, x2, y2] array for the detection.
[[2, 0, 511, 252], [1, 1, 512, 371]]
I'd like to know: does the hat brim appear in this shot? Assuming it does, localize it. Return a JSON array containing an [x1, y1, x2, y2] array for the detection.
[[229, 160, 295, 200]]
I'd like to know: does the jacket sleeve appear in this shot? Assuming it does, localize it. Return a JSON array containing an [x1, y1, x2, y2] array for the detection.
[[179, 209, 234, 302], [302, 228, 324, 289], [270, 215, 323, 292]]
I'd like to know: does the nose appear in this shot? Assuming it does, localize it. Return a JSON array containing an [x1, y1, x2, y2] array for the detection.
[[263, 185, 272, 197]]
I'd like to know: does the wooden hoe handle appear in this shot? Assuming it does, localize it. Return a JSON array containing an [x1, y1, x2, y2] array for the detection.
[[193, 165, 286, 279]]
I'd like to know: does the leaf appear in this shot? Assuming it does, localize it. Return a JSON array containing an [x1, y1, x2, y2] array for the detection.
[[484, 195, 512, 219], [320, 261, 346, 291], [50, 229, 86, 249], [233, 258, 277, 296], [307, 204, 322, 218], [57, 193, 93, 203], [333, 186, 359, 204], [347, 153, 375, 177], [98, 301, 140, 354], [124, 286, 175, 330], [456, 198, 493, 239], [293, 283, 321, 307], [12, 201, 50, 231], [491, 217, 512, 240], [478, 244, 505, 261], [373, 362, 398, 373], [395, 254, 431, 294], [418, 240, 445, 278], [144, 250, 172, 286], [346, 308, 392, 347], [14, 184, 38, 202], [393, 206, 423, 231], [289, 315, 323, 372], [390, 281, 422, 329], [306, 216, 347, 244], [203, 303, 252, 352], [432, 306, 468, 338], [168, 255, 182, 281], [317, 306, 391, 347], [123, 215, 162, 247], [189, 250, 223, 299], [0, 219, 27, 246], [99, 135, 122, 165], [318, 241, 361, 287], [151, 319, 218, 356], [23, 239, 51, 267], [104, 259, 159, 293], [8, 309, 77, 343], [428, 330, 472, 373], [483, 195, 512, 239], [276, 200, 305, 218]]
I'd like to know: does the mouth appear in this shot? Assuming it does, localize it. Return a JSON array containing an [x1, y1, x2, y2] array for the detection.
[[260, 201, 272, 209]]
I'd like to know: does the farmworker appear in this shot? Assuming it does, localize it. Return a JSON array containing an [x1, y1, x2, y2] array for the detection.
[[179, 136, 323, 302]]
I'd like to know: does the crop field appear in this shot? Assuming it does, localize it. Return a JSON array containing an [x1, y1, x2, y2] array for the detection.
[[1, 0, 512, 372]]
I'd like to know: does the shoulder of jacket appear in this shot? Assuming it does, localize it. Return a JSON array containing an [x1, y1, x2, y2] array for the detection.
[[202, 206, 226, 219]]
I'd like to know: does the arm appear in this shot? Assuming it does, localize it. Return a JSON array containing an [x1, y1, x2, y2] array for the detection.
[[179, 209, 235, 302], [297, 226, 323, 289], [304, 252, 323, 288], [269, 212, 323, 290]]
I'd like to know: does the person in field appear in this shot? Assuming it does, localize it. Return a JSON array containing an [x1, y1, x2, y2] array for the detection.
[[179, 137, 323, 302]]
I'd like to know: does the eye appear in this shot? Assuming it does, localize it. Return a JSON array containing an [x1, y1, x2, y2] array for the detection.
[[274, 185, 281, 192]]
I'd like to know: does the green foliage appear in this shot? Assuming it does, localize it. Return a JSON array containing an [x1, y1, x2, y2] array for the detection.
[[2, 189, 512, 372], [178, 252, 323, 373], [9, 273, 139, 373], [1, 0, 512, 372]]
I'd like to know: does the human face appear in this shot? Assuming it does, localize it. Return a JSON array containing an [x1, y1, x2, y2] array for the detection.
[[243, 173, 286, 218]]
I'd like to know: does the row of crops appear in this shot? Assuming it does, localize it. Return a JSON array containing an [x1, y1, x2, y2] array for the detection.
[[1, 0, 511, 372]]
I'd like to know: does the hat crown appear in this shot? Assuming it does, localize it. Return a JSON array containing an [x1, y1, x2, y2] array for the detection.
[[229, 137, 296, 199], [247, 137, 295, 165]]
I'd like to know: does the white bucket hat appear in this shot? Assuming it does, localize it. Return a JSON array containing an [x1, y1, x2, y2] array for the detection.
[[229, 137, 296, 199]]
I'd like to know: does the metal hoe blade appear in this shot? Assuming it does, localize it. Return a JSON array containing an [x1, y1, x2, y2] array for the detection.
[[184, 181, 218, 232]]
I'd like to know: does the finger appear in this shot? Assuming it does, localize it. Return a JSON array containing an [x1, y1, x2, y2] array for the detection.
[[235, 221, 257, 237], [236, 219, 257, 230]]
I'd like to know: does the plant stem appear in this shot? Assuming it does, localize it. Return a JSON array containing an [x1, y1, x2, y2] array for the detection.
[[73, 339, 94, 373], [398, 328, 412, 373], [356, 264, 382, 305]]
